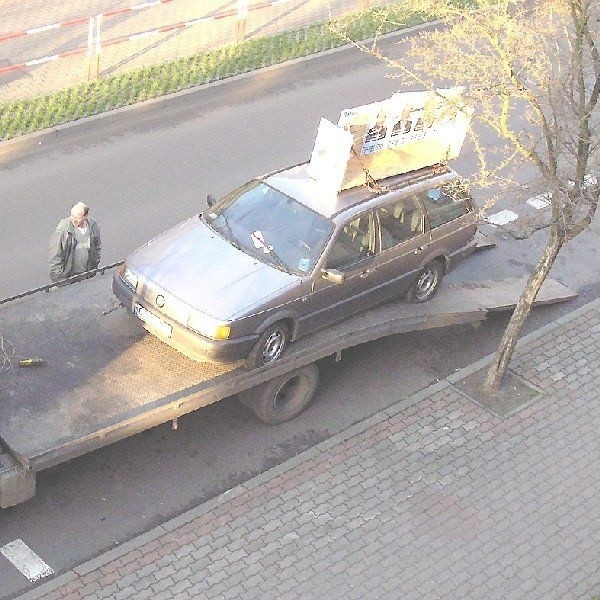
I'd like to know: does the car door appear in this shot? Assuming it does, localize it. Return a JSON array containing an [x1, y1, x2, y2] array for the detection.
[[371, 195, 431, 299], [298, 210, 379, 333]]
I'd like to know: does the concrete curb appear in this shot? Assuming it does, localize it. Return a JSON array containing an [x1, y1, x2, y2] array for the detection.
[[446, 295, 600, 386], [15, 295, 599, 600]]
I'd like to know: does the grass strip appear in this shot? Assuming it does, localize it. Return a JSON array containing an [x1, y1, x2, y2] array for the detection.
[[0, 6, 425, 141]]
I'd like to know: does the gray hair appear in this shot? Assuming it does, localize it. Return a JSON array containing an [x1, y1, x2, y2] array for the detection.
[[71, 202, 89, 217]]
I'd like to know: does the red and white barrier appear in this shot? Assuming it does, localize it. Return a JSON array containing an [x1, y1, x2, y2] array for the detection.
[[0, 47, 87, 75], [0, 0, 298, 77], [0, 0, 176, 44], [0, 13, 215, 75]]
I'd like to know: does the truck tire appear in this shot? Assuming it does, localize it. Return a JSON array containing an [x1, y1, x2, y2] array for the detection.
[[245, 321, 290, 370], [238, 363, 319, 425], [406, 260, 443, 303]]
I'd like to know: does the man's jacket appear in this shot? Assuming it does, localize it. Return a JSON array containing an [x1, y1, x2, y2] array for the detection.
[[49, 217, 102, 282]]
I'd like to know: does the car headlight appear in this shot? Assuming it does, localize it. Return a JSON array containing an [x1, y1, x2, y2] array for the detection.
[[120, 265, 138, 292], [187, 313, 231, 340]]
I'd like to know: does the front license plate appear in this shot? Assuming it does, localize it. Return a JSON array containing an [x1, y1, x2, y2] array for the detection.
[[134, 304, 172, 338]]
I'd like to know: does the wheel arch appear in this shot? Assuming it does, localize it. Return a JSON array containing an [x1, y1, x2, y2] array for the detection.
[[256, 311, 299, 341], [422, 254, 448, 275]]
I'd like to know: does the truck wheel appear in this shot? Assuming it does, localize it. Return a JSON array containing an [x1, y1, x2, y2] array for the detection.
[[406, 260, 443, 303], [245, 322, 289, 370], [238, 363, 319, 424]]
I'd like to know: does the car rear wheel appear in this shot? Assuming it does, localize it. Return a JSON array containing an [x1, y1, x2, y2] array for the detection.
[[245, 321, 290, 369], [406, 260, 444, 303], [238, 363, 319, 424]]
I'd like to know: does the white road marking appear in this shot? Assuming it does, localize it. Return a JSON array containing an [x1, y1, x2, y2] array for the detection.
[[486, 176, 596, 224], [0, 539, 54, 582], [569, 175, 597, 188], [486, 210, 519, 225], [527, 193, 551, 209]]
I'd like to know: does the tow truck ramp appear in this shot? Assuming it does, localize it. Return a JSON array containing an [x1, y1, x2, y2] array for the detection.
[[0, 269, 576, 508]]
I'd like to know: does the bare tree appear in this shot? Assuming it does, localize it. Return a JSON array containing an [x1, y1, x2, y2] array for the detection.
[[337, 0, 599, 394]]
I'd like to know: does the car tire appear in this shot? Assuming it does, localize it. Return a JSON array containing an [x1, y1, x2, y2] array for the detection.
[[245, 321, 290, 370], [406, 260, 444, 303], [238, 363, 319, 424]]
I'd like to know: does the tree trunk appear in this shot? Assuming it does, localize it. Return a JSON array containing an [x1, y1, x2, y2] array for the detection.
[[482, 229, 564, 395]]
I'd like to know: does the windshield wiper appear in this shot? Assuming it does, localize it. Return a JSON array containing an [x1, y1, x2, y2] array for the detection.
[[264, 246, 288, 272], [250, 230, 288, 272], [210, 213, 241, 250]]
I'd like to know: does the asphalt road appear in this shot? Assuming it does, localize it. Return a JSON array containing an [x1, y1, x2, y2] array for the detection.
[[1, 37, 599, 599], [0, 38, 404, 300]]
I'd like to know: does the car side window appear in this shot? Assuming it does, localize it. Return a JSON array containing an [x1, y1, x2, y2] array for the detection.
[[326, 212, 374, 270], [376, 197, 424, 251], [418, 184, 472, 229]]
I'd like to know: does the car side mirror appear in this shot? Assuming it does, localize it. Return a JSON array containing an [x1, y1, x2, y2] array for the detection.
[[321, 268, 346, 285], [206, 194, 216, 207]]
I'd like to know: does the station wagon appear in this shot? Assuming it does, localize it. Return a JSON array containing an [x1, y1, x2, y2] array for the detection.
[[113, 162, 478, 368]]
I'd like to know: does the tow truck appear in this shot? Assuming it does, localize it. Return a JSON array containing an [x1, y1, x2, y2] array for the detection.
[[0, 90, 578, 507], [0, 246, 576, 508]]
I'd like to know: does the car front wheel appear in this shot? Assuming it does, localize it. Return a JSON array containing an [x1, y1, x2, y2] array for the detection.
[[245, 321, 290, 369], [406, 260, 444, 303]]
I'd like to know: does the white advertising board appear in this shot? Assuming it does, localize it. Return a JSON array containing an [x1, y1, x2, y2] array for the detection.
[[307, 117, 354, 195], [307, 89, 472, 192]]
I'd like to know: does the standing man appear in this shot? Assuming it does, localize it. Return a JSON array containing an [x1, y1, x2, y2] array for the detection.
[[49, 202, 101, 283]]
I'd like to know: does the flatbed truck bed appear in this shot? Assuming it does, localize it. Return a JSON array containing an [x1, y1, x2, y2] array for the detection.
[[0, 255, 576, 507]]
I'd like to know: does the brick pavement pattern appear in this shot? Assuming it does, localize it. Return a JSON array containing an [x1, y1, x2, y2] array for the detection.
[[17, 299, 600, 599]]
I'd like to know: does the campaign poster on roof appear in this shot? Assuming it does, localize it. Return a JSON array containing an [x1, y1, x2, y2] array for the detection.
[[307, 117, 353, 195], [337, 88, 472, 190]]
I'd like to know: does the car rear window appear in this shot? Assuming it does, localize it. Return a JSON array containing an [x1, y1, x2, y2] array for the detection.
[[418, 183, 472, 229]]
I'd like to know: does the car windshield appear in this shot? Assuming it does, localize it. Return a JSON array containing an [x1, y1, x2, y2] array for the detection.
[[204, 181, 334, 275]]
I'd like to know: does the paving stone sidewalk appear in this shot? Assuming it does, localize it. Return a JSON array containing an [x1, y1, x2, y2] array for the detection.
[[14, 298, 600, 599]]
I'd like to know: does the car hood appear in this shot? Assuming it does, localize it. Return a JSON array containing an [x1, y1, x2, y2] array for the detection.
[[127, 216, 299, 320]]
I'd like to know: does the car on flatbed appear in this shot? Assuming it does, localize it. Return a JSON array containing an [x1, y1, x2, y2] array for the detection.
[[113, 162, 478, 369]]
